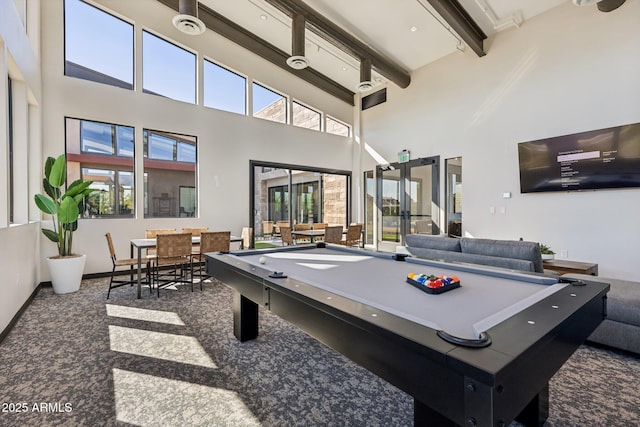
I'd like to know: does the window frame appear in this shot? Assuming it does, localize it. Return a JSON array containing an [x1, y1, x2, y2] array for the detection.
[[203, 57, 248, 115], [141, 28, 197, 104], [251, 81, 289, 124], [65, 116, 136, 218], [326, 115, 352, 138], [143, 128, 198, 219], [63, 0, 135, 90], [291, 99, 323, 132], [8, 77, 14, 224]]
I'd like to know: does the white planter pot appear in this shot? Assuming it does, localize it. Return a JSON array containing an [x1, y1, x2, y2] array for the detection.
[[541, 254, 555, 260], [47, 254, 86, 294]]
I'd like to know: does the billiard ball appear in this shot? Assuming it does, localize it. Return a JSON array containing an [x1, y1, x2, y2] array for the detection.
[[259, 256, 267, 264]]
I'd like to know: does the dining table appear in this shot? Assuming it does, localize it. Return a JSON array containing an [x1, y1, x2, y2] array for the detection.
[[129, 234, 243, 298], [291, 229, 338, 243]]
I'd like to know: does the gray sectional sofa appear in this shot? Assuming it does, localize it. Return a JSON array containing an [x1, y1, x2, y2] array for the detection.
[[404, 234, 545, 273], [564, 273, 640, 355]]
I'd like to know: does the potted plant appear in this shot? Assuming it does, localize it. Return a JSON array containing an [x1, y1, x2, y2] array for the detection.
[[34, 154, 95, 294], [539, 243, 555, 260]]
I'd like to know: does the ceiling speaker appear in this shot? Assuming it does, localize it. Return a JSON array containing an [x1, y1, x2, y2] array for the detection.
[[173, 0, 206, 35], [172, 15, 206, 35]]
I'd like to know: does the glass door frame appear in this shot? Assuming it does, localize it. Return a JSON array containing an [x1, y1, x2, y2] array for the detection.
[[376, 156, 440, 248], [249, 160, 352, 249]]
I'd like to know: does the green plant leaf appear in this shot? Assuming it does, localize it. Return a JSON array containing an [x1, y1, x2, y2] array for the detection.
[[58, 196, 79, 224], [63, 221, 79, 233], [48, 155, 67, 189], [44, 156, 56, 181], [43, 178, 57, 200], [42, 228, 59, 243], [34, 194, 57, 215], [66, 179, 92, 198]]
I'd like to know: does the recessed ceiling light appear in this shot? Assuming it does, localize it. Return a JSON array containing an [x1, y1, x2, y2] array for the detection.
[[410, 26, 418, 32], [341, 66, 348, 71], [260, 14, 268, 20]]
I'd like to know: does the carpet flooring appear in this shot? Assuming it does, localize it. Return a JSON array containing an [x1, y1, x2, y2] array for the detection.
[[0, 277, 639, 426]]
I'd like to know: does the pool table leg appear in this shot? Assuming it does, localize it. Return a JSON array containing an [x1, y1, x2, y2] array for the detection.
[[414, 400, 457, 426], [233, 291, 259, 342], [515, 383, 549, 427]]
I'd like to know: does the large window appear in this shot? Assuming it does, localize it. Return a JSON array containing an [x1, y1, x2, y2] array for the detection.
[[204, 60, 246, 115], [292, 101, 321, 131], [252, 83, 287, 124], [65, 118, 135, 217], [143, 31, 196, 104], [64, 0, 134, 90], [143, 129, 197, 218]]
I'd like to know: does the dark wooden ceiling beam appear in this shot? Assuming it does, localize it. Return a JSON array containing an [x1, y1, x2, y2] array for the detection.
[[264, 0, 411, 89], [425, 0, 486, 58], [156, 0, 355, 105]]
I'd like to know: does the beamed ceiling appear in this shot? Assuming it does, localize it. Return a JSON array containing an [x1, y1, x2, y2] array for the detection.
[[154, 0, 623, 105]]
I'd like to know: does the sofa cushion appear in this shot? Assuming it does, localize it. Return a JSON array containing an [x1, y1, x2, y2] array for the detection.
[[460, 238, 543, 273], [406, 247, 535, 272], [404, 234, 461, 252]]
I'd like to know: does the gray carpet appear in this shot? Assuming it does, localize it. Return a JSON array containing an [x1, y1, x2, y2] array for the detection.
[[0, 277, 638, 426]]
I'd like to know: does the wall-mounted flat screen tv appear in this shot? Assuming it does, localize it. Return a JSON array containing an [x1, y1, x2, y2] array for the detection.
[[518, 122, 640, 193]]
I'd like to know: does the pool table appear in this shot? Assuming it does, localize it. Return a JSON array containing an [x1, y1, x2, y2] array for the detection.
[[205, 244, 609, 427]]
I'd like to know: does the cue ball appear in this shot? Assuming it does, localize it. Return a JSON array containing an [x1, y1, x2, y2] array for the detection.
[[259, 256, 267, 264]]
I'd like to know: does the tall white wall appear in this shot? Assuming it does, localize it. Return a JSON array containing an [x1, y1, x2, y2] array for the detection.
[[0, 0, 41, 333], [361, 2, 640, 280], [40, 0, 354, 276]]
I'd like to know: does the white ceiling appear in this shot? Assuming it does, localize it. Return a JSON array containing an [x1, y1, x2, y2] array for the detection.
[[197, 0, 571, 92]]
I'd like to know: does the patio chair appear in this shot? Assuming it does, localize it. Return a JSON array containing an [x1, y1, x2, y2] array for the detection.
[[280, 226, 294, 246], [262, 221, 274, 237], [323, 226, 343, 244], [338, 224, 363, 247]]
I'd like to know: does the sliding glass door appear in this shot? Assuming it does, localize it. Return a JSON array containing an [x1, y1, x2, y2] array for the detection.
[[251, 162, 351, 248]]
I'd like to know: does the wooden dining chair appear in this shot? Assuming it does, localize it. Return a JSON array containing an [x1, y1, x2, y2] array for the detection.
[[323, 226, 344, 244], [145, 228, 177, 256], [338, 224, 363, 247], [105, 233, 150, 298], [280, 226, 294, 246], [193, 231, 231, 287], [182, 227, 209, 255], [155, 233, 194, 296]]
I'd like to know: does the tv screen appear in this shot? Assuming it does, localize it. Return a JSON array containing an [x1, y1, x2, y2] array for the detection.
[[518, 122, 640, 193]]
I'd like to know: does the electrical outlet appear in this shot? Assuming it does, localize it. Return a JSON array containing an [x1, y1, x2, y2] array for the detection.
[[560, 249, 568, 258]]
